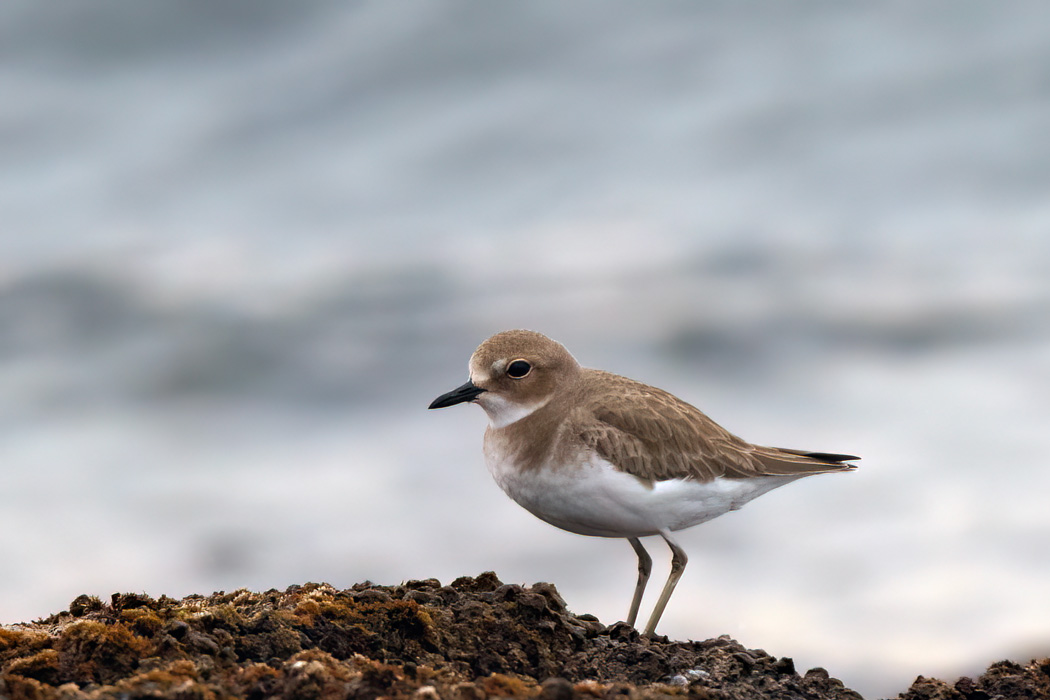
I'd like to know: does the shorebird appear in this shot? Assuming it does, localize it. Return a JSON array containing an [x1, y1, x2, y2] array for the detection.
[[429, 329, 857, 636]]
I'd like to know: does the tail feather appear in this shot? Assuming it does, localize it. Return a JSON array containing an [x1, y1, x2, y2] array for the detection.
[[750, 446, 859, 476], [777, 448, 860, 463]]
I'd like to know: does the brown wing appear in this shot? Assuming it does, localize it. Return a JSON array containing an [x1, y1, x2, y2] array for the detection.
[[574, 370, 858, 484]]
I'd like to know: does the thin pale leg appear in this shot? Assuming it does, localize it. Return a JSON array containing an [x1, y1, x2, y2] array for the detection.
[[626, 537, 652, 628], [642, 530, 688, 637]]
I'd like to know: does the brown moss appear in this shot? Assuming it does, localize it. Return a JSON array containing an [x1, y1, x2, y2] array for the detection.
[[294, 591, 435, 637], [292, 599, 322, 623], [68, 595, 103, 618], [119, 608, 165, 637], [110, 592, 155, 612], [0, 628, 52, 661], [0, 674, 55, 700], [54, 620, 151, 685], [226, 608, 303, 662], [355, 599, 433, 637], [1, 628, 28, 652], [105, 659, 215, 700], [15, 574, 1047, 700], [450, 680, 486, 700], [481, 673, 540, 698], [280, 649, 359, 699], [572, 679, 610, 698], [5, 649, 62, 685], [232, 662, 282, 698], [197, 604, 244, 629]]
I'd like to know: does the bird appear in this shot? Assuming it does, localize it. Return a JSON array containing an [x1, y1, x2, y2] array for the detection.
[[428, 329, 857, 637]]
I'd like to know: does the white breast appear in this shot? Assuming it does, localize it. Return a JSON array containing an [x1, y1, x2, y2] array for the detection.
[[484, 445, 799, 538]]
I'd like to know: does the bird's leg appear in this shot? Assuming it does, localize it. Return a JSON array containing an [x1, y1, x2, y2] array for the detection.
[[626, 537, 652, 628], [642, 530, 687, 637]]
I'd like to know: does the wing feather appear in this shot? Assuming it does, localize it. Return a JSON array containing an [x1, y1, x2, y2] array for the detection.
[[574, 370, 858, 483]]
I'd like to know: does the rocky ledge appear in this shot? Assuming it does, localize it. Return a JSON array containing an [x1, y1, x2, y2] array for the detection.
[[0, 572, 1047, 699]]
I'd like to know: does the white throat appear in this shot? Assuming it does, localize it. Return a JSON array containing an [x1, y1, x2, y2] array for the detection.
[[477, 393, 551, 429]]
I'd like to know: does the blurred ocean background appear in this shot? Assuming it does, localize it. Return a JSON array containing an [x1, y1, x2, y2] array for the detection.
[[3, 2, 1050, 697]]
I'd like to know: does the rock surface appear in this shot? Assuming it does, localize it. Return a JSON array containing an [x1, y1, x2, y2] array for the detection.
[[0, 573, 1046, 699]]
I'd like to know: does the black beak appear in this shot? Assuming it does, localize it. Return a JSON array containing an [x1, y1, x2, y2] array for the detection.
[[429, 380, 486, 409]]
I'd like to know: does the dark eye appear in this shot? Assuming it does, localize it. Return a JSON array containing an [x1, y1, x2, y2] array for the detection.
[[506, 360, 532, 379]]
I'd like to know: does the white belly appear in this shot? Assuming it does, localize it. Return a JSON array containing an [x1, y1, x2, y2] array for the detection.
[[485, 449, 798, 538]]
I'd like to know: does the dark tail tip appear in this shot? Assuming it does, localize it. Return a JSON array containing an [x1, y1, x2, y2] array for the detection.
[[801, 451, 860, 463]]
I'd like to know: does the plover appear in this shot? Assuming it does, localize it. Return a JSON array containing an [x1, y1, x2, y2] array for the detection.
[[429, 329, 857, 636]]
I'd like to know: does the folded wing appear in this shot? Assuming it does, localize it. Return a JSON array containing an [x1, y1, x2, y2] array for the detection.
[[575, 370, 858, 484]]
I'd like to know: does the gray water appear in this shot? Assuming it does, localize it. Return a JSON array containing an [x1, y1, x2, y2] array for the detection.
[[3, 3, 1050, 697]]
